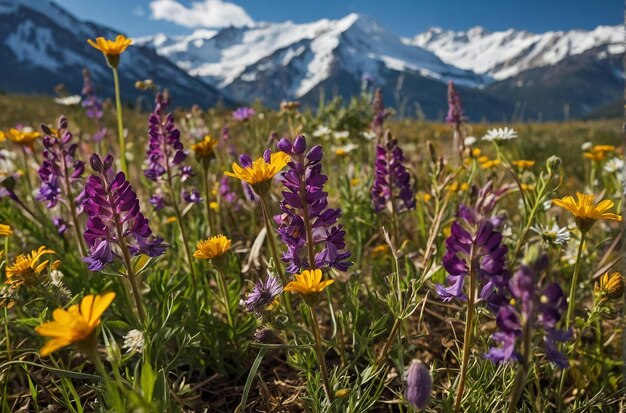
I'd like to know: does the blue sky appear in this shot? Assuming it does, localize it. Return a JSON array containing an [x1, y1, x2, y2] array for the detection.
[[54, 0, 622, 37]]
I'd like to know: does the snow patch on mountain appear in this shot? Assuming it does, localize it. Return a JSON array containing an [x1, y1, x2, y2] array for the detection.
[[405, 25, 623, 80]]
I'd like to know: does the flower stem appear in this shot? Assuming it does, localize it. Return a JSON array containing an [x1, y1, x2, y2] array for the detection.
[[111, 68, 127, 176], [203, 167, 214, 235], [566, 233, 586, 329], [216, 267, 237, 346], [508, 315, 533, 413], [310, 306, 334, 403], [59, 144, 87, 258], [454, 247, 476, 413], [259, 195, 284, 280]]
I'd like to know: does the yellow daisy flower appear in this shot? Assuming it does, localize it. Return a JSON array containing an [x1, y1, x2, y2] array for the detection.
[[6, 246, 56, 286], [480, 159, 501, 169], [193, 235, 231, 260], [87, 35, 132, 68], [192, 135, 218, 159], [552, 192, 622, 232], [512, 160, 535, 168], [6, 128, 41, 149], [284, 269, 334, 296], [594, 272, 623, 304], [0, 224, 12, 236], [35, 292, 115, 356], [224, 151, 290, 195]]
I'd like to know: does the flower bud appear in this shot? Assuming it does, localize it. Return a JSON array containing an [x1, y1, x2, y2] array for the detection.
[[405, 360, 432, 410]]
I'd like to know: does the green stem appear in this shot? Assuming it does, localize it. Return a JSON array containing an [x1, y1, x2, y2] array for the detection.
[[259, 195, 284, 280], [310, 307, 334, 403], [203, 167, 214, 235], [508, 315, 533, 412], [112, 68, 127, 176], [216, 268, 236, 345], [565, 233, 586, 329], [454, 246, 476, 413]]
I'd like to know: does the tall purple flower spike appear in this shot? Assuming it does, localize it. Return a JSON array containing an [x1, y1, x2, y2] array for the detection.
[[83, 153, 166, 271], [37, 117, 85, 209], [232, 107, 256, 122], [486, 257, 571, 368], [445, 81, 464, 127], [435, 182, 509, 312], [371, 131, 416, 213], [81, 69, 107, 143], [144, 93, 189, 182], [277, 135, 352, 273]]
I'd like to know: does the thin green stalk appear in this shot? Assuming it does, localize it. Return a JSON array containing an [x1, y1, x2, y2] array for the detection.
[[310, 307, 334, 403], [111, 68, 127, 176], [508, 315, 533, 413], [216, 267, 236, 346], [454, 246, 476, 413], [565, 233, 586, 328], [203, 167, 214, 235], [258, 195, 284, 280]]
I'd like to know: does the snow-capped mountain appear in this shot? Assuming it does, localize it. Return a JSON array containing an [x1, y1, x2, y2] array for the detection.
[[137, 13, 486, 103], [0, 0, 231, 106], [406, 25, 624, 80]]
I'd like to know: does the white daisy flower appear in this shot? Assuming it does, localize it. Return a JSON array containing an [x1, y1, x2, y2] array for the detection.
[[313, 125, 332, 138], [333, 130, 350, 140], [54, 95, 82, 106], [464, 136, 477, 146], [604, 158, 624, 174], [123, 329, 145, 354], [581, 141, 593, 151], [531, 223, 570, 246], [361, 131, 376, 141], [482, 127, 518, 142]]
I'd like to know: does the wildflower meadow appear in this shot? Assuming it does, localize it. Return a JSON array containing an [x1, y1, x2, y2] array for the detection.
[[0, 34, 623, 413]]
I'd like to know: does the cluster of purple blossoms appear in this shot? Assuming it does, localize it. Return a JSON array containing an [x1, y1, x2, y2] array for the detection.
[[436, 182, 510, 311], [276, 135, 352, 273], [486, 257, 571, 368], [219, 176, 238, 206], [144, 94, 189, 181], [371, 132, 415, 213], [371, 88, 392, 142], [445, 81, 464, 127], [245, 276, 283, 315], [37, 117, 85, 210], [83, 153, 166, 271], [81, 69, 107, 143], [232, 107, 256, 122]]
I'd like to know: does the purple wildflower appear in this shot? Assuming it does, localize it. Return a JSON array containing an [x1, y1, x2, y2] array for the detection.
[[183, 189, 202, 204], [486, 257, 571, 368], [83, 153, 166, 271], [435, 182, 510, 312], [232, 107, 256, 122], [371, 88, 391, 142], [245, 276, 283, 314], [219, 176, 238, 206], [149, 194, 165, 211], [277, 135, 352, 273], [371, 132, 415, 213], [53, 217, 68, 235], [144, 94, 189, 182], [445, 81, 464, 127], [405, 360, 432, 410], [81, 69, 107, 143], [37, 117, 85, 209]]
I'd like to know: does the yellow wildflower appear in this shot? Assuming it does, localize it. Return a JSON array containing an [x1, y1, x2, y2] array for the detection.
[[87, 35, 132, 68], [552, 192, 622, 232], [481, 159, 501, 169], [165, 216, 177, 224], [371, 245, 388, 256], [0, 224, 12, 236], [512, 160, 535, 168], [477, 156, 490, 163], [192, 135, 218, 159], [592, 145, 615, 152], [35, 292, 115, 356], [224, 152, 290, 195], [594, 272, 623, 304], [193, 235, 231, 260], [6, 246, 55, 286], [350, 178, 360, 186], [210, 201, 219, 211], [335, 148, 348, 157], [6, 128, 41, 149], [583, 151, 606, 162], [284, 269, 334, 296]]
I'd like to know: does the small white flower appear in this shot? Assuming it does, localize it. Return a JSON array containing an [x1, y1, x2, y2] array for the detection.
[[464, 136, 477, 146], [604, 158, 624, 174], [333, 143, 359, 154], [482, 127, 518, 142], [361, 131, 376, 141], [333, 130, 350, 140], [313, 125, 332, 138], [123, 329, 145, 354], [581, 141, 593, 151], [49, 269, 64, 287], [257, 112, 265, 120], [54, 95, 82, 106], [531, 223, 570, 246]]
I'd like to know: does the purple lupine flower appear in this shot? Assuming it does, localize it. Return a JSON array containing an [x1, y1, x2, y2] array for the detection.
[[486, 257, 571, 367], [81, 69, 107, 143], [245, 276, 283, 314], [371, 131, 415, 213], [219, 176, 238, 205], [53, 217, 68, 235], [183, 189, 202, 204], [144, 94, 190, 182], [277, 135, 352, 273], [405, 360, 432, 410], [445, 81, 464, 127], [232, 107, 256, 122], [37, 117, 85, 209], [371, 88, 391, 142], [435, 182, 509, 312], [83, 153, 166, 271], [149, 194, 165, 211]]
